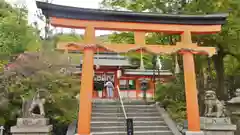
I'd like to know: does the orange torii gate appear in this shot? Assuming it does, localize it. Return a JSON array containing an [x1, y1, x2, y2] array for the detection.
[[37, 1, 227, 135]]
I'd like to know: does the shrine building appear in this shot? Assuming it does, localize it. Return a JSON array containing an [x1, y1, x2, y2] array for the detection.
[[56, 42, 174, 99]]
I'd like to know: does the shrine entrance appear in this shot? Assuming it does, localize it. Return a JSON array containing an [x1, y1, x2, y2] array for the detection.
[[57, 43, 174, 99], [93, 72, 114, 98], [37, 1, 227, 135]]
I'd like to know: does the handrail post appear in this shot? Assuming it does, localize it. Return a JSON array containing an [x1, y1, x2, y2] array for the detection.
[[0, 126, 4, 135], [116, 85, 128, 119]]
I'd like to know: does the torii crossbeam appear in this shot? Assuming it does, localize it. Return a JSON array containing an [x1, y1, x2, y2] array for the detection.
[[37, 1, 227, 135]]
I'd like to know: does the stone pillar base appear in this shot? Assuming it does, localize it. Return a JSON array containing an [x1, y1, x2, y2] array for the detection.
[[200, 117, 236, 135], [11, 125, 52, 135], [185, 131, 204, 135], [10, 118, 52, 135]]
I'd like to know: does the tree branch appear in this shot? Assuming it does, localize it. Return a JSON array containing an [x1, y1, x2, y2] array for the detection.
[[216, 44, 240, 61]]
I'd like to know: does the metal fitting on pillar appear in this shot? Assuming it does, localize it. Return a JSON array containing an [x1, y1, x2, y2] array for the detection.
[[83, 44, 96, 50]]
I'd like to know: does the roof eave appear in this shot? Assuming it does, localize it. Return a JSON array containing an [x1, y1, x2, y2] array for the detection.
[[36, 1, 228, 25], [124, 70, 173, 76]]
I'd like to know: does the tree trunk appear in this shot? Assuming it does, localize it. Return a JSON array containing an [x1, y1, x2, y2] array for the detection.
[[197, 66, 206, 116], [212, 47, 227, 100]]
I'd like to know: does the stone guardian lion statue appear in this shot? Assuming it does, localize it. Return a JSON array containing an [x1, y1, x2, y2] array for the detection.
[[21, 89, 52, 118], [28, 92, 46, 116], [204, 90, 226, 118]]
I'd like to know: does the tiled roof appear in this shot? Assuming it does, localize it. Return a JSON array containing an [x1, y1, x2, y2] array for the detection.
[[124, 69, 172, 76], [79, 54, 135, 67]]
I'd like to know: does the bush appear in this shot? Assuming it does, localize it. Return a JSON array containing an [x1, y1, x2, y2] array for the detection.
[[0, 52, 80, 128], [155, 73, 186, 123]]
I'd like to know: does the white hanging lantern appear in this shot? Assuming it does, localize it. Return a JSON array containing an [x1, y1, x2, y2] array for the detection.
[[117, 69, 122, 78], [95, 48, 100, 70], [157, 55, 162, 70], [175, 54, 180, 74], [139, 49, 145, 70]]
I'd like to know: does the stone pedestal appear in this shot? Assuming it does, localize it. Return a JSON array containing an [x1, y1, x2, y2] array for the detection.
[[227, 102, 240, 135], [200, 117, 236, 135], [11, 118, 52, 135], [185, 131, 204, 135]]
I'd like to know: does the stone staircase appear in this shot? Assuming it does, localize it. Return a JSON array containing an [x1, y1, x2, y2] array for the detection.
[[91, 99, 175, 135]]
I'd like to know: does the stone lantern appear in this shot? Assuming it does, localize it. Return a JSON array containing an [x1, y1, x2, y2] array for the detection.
[[227, 88, 240, 135], [228, 88, 240, 114]]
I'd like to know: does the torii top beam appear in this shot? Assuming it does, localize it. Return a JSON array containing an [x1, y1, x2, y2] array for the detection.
[[36, 1, 227, 33], [37, 1, 228, 56]]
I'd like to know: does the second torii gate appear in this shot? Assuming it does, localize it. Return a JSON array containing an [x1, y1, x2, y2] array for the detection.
[[36, 1, 227, 135]]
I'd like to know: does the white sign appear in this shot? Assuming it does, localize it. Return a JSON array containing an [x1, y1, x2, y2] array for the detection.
[[94, 74, 115, 82], [117, 70, 122, 78]]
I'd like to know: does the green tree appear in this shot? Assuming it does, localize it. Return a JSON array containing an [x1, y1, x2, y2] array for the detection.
[[185, 0, 240, 100], [101, 0, 186, 13], [156, 74, 186, 122], [0, 51, 80, 126], [54, 33, 83, 42], [101, 0, 240, 100], [0, 1, 40, 71]]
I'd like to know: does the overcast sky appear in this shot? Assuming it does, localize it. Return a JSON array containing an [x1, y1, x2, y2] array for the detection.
[[7, 0, 111, 36]]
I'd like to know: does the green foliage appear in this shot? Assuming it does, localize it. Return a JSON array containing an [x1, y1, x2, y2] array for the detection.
[[185, 0, 240, 54], [101, 0, 185, 13], [41, 33, 83, 51], [54, 34, 83, 42], [165, 101, 186, 123], [108, 32, 134, 44], [67, 53, 82, 65], [97, 35, 110, 43], [0, 0, 41, 71], [156, 74, 185, 102], [0, 60, 8, 71], [156, 74, 186, 122], [0, 4, 40, 52], [8, 71, 79, 123], [0, 51, 80, 124], [184, 0, 240, 99], [224, 56, 240, 75]]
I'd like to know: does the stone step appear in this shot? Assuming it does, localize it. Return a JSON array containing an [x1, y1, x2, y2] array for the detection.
[[92, 107, 156, 110], [92, 99, 155, 105], [91, 116, 164, 121], [91, 130, 173, 135], [93, 111, 159, 115], [92, 108, 158, 113], [91, 100, 173, 135], [93, 105, 156, 108], [91, 112, 160, 117], [91, 121, 167, 127], [91, 125, 170, 132]]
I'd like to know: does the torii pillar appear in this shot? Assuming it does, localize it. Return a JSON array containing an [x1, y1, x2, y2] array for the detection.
[[181, 31, 202, 135], [77, 27, 95, 134]]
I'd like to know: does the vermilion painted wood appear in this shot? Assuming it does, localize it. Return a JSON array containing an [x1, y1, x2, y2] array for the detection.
[[35, 2, 227, 134]]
